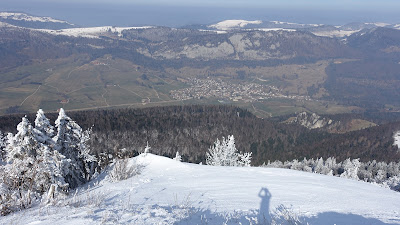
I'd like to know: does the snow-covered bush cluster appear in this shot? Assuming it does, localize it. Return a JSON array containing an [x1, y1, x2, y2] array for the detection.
[[0, 109, 97, 215], [109, 158, 140, 182], [206, 135, 252, 167], [264, 157, 400, 191]]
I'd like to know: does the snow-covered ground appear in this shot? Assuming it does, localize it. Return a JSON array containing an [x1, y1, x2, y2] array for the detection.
[[250, 28, 296, 32], [310, 29, 362, 38], [2, 154, 400, 224], [38, 26, 153, 38], [208, 20, 262, 30], [270, 21, 322, 27], [0, 12, 72, 25]]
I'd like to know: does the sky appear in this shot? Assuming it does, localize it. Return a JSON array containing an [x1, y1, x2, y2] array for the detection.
[[29, 0, 400, 10], [2, 0, 400, 27]]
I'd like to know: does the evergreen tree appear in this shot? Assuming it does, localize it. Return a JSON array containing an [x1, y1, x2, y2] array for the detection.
[[53, 108, 96, 188], [340, 158, 361, 180], [1, 110, 97, 214], [0, 131, 6, 163], [34, 109, 55, 147], [6, 116, 39, 161]]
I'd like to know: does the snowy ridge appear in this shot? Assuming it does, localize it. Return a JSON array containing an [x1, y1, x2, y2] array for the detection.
[[208, 19, 262, 30], [271, 21, 322, 27], [206, 19, 400, 37], [365, 22, 391, 27], [311, 29, 362, 38], [39, 26, 153, 38], [0, 12, 73, 25], [0, 21, 15, 28], [2, 153, 400, 224], [251, 28, 296, 32]]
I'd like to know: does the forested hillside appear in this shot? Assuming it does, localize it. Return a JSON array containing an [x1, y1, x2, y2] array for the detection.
[[1, 106, 399, 165]]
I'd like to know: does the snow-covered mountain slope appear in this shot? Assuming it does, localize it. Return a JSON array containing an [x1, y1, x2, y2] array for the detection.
[[2, 154, 400, 224], [206, 19, 400, 38], [0, 12, 70, 24], [208, 20, 263, 30], [39, 26, 153, 38], [0, 12, 74, 29]]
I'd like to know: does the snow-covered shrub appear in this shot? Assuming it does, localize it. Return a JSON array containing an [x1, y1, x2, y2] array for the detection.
[[271, 204, 304, 225], [384, 176, 400, 191], [206, 135, 252, 167], [109, 159, 140, 182], [173, 151, 182, 161]]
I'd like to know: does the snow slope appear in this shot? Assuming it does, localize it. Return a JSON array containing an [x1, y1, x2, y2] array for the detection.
[[2, 154, 400, 224], [208, 20, 262, 30], [310, 29, 362, 38], [0, 12, 72, 25], [38, 26, 153, 38]]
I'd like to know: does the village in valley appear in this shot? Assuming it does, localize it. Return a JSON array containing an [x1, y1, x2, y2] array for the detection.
[[170, 77, 312, 103]]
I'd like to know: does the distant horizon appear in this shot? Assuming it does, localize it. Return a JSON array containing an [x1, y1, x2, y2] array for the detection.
[[2, 1, 400, 27]]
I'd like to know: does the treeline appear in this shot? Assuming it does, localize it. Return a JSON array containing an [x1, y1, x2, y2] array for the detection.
[[265, 157, 400, 192], [1, 105, 400, 165]]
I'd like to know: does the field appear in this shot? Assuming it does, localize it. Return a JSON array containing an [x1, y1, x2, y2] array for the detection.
[[0, 54, 358, 117]]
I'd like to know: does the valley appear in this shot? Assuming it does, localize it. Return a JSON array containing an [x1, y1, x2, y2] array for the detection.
[[1, 14, 400, 118]]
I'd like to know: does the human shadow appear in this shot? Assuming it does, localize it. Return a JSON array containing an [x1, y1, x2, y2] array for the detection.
[[258, 187, 272, 224]]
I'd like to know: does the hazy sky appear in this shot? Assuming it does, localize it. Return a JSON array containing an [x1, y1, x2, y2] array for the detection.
[[2, 0, 400, 26], [31, 0, 400, 8], [16, 0, 397, 9]]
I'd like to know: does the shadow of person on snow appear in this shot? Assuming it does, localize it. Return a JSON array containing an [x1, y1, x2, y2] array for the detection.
[[173, 186, 396, 225], [258, 187, 272, 224]]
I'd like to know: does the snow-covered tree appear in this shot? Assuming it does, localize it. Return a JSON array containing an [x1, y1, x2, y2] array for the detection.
[[34, 109, 55, 147], [34, 145, 69, 193], [340, 158, 361, 180], [53, 108, 96, 188], [6, 116, 41, 161], [144, 141, 151, 155], [206, 135, 251, 167], [0, 110, 97, 214], [173, 151, 182, 161], [0, 131, 7, 163], [1, 117, 44, 213]]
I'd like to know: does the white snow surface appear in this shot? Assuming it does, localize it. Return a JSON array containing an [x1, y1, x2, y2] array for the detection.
[[311, 29, 362, 38], [208, 20, 262, 30], [365, 22, 390, 27], [252, 28, 296, 32], [270, 21, 322, 27], [0, 12, 72, 25], [38, 26, 153, 38], [2, 154, 400, 224], [0, 21, 15, 28]]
